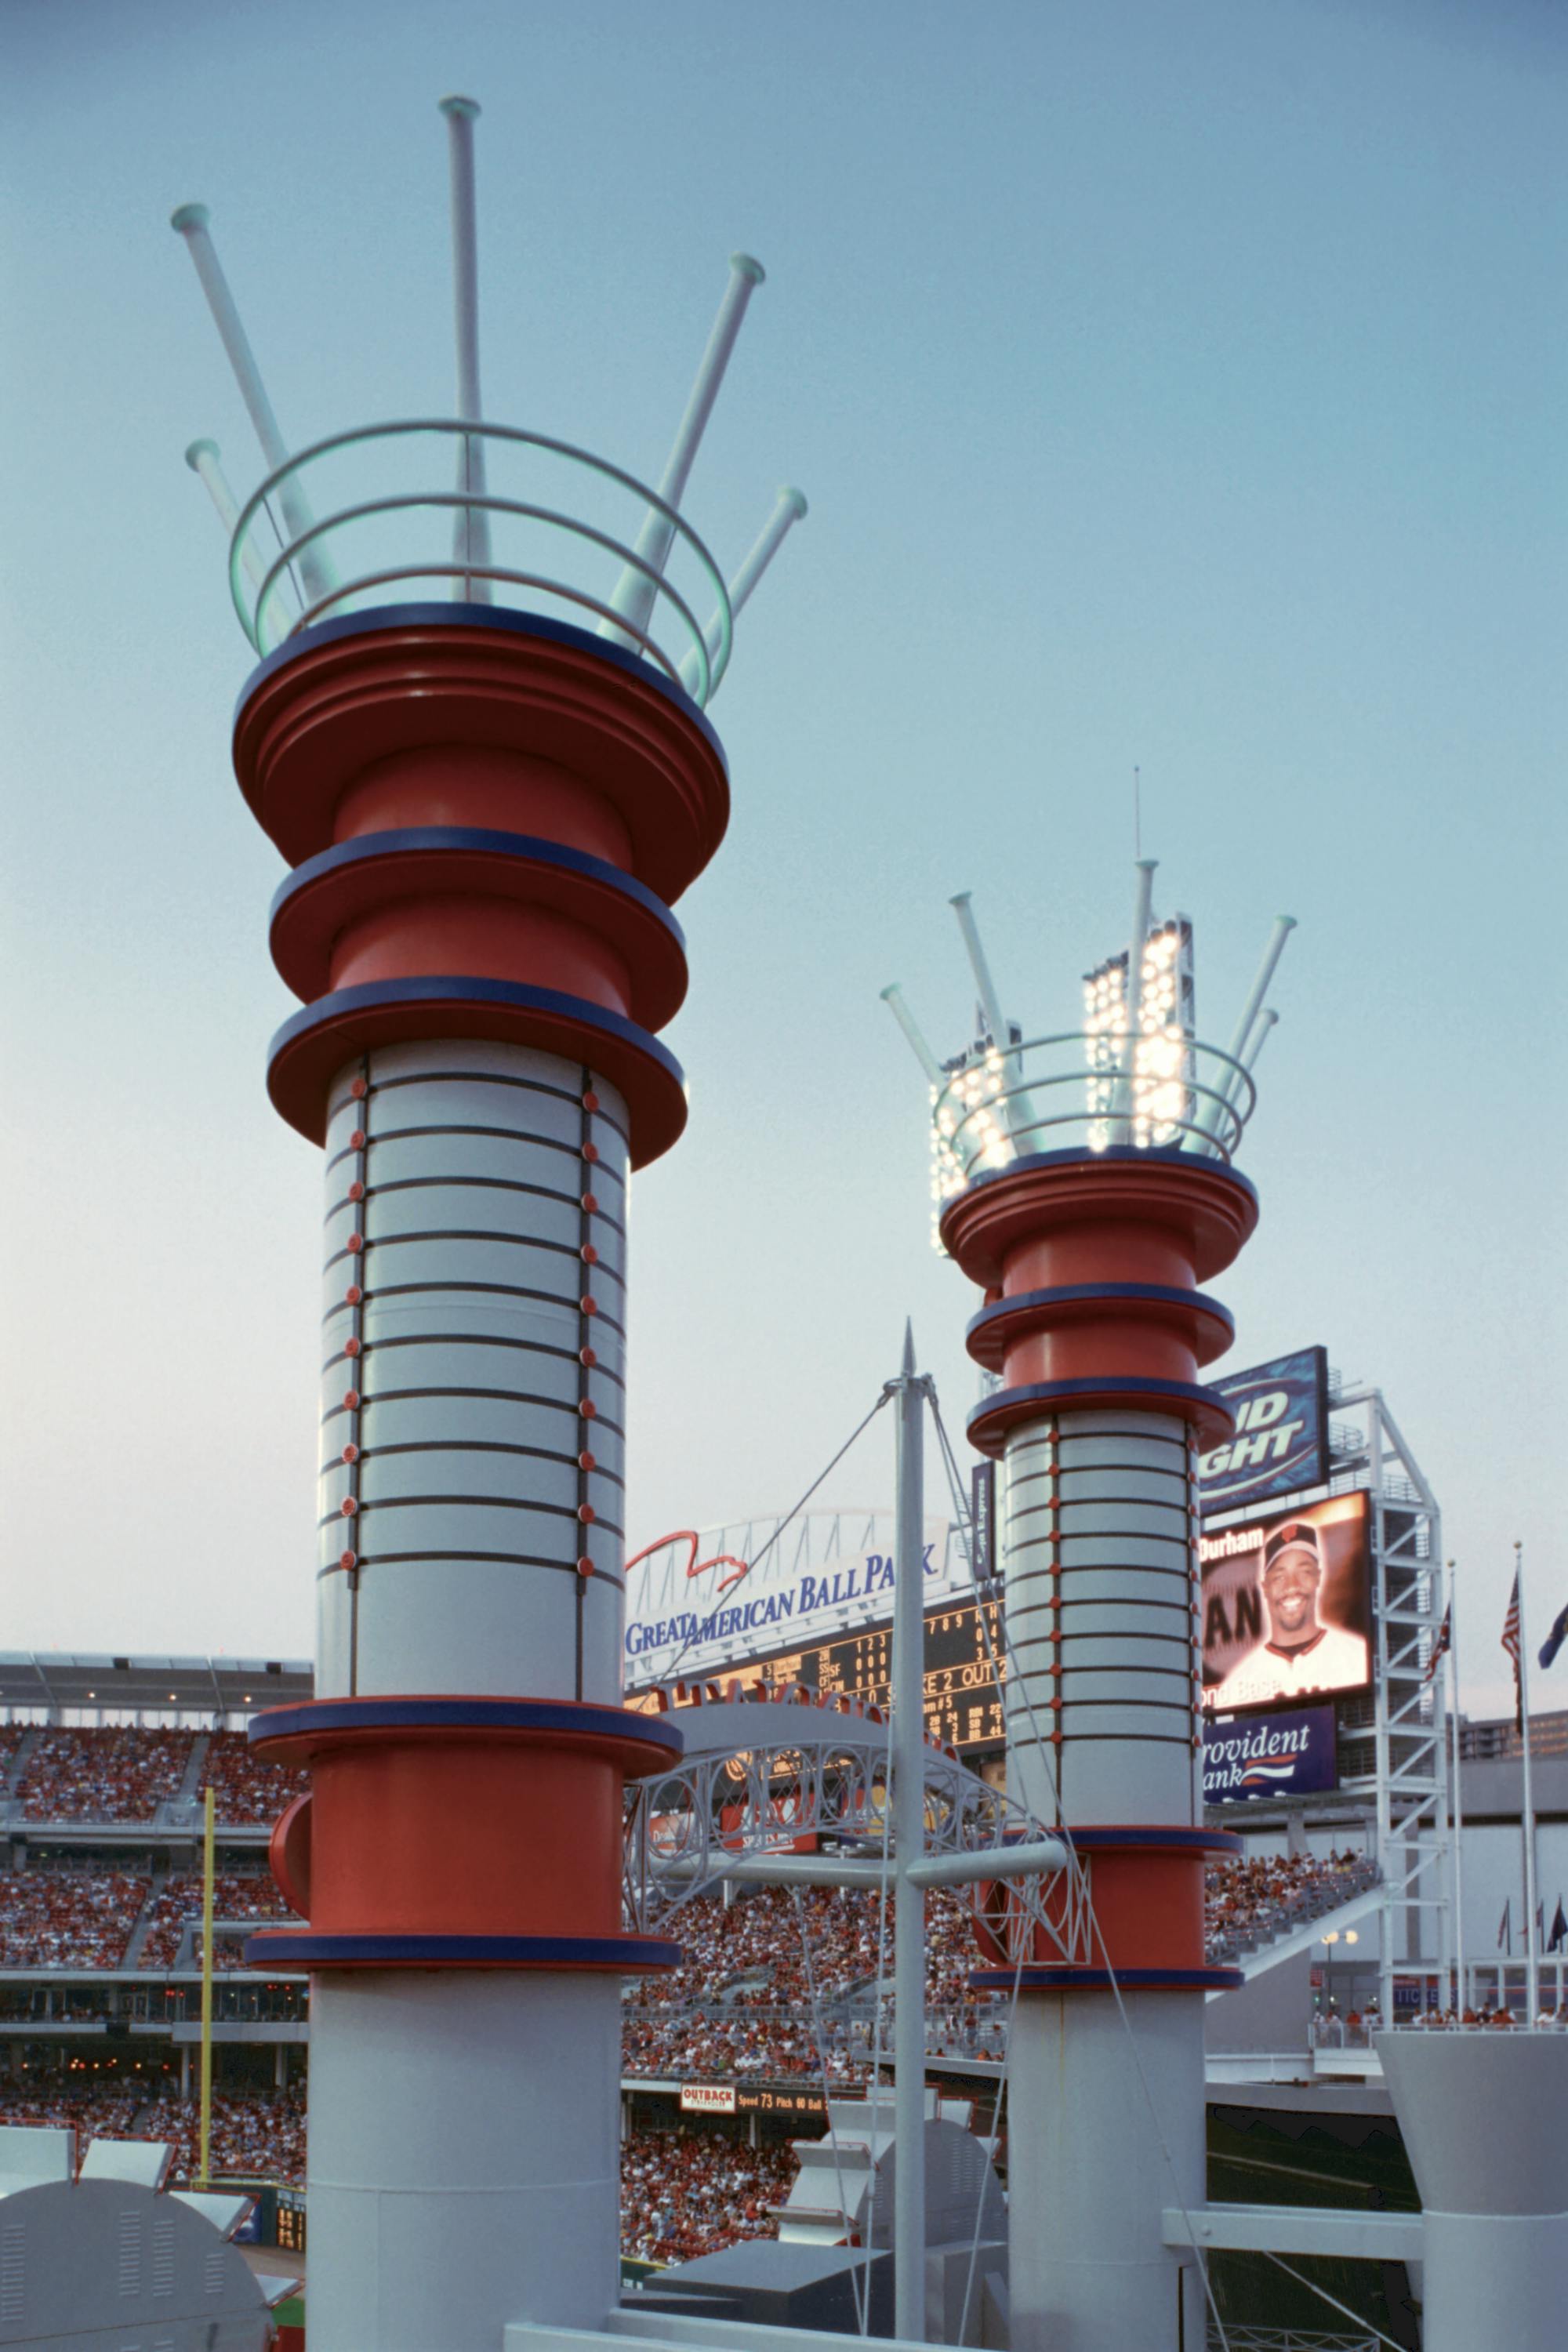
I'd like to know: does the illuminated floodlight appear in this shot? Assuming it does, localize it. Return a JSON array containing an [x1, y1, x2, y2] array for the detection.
[[884, 865, 1292, 1240], [1083, 907, 1196, 1152], [928, 1033, 1017, 1250]]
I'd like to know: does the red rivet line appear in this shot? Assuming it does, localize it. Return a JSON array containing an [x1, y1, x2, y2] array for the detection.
[[348, 1180, 365, 1203], [582, 1142, 600, 1164], [345, 1336, 362, 1358], [350, 1078, 368, 1101], [580, 1294, 597, 1315], [576, 1555, 594, 1577], [579, 1399, 597, 1420], [350, 1128, 366, 1152], [340, 1497, 358, 1519], [347, 1233, 364, 1254], [342, 1444, 360, 1465], [581, 1192, 598, 1213], [339, 1549, 358, 1573], [578, 1504, 596, 1525], [343, 1388, 361, 1411], [345, 1285, 363, 1307], [579, 1346, 597, 1367], [581, 1243, 598, 1264], [579, 1450, 596, 1471], [582, 1090, 599, 1111]]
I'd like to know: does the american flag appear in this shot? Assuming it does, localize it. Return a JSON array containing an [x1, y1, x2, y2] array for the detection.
[[1425, 1602, 1452, 1686], [1502, 1569, 1523, 1731]]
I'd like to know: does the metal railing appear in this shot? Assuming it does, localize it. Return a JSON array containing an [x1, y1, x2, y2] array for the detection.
[[227, 419, 734, 704], [1209, 2332, 1378, 2352], [931, 1028, 1258, 1192], [623, 1711, 1087, 1971]]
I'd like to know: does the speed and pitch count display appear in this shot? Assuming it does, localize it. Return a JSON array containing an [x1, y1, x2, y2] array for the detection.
[[629, 1596, 1007, 1755]]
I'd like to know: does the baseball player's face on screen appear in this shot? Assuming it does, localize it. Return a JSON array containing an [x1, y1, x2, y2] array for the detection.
[[1264, 1552, 1320, 1640]]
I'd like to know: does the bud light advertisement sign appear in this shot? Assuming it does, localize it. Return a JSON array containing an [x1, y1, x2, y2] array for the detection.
[[1199, 1345, 1330, 1512], [1202, 1704, 1338, 1803]]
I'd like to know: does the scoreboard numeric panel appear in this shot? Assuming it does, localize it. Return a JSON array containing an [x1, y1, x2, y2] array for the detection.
[[630, 1597, 1006, 1755]]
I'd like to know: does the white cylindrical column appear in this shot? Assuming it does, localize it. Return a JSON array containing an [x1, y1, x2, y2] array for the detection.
[[1004, 1409, 1196, 1829], [1377, 2031, 1568, 2352], [307, 1973, 623, 2347], [1002, 1406, 1206, 2352], [1009, 1991, 1203, 2352], [280, 1035, 648, 2351], [318, 1038, 627, 1704]]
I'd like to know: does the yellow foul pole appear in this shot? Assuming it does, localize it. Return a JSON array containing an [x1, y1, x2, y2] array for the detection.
[[198, 1783, 215, 2188]]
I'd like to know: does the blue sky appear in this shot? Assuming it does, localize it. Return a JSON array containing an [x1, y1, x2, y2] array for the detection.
[[2, 0, 1562, 1716]]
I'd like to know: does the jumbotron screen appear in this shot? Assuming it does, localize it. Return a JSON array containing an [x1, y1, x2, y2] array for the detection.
[[1199, 1489, 1373, 1717], [627, 1597, 1007, 1755]]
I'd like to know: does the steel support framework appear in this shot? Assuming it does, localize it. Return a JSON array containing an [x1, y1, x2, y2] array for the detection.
[[1331, 1384, 1448, 2021]]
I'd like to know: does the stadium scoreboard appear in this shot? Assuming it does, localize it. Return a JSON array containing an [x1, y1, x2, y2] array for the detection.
[[630, 1595, 1007, 1755]]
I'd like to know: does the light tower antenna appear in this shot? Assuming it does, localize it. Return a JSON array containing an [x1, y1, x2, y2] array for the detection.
[[678, 485, 808, 693], [880, 982, 946, 1088], [170, 203, 335, 606], [1198, 912, 1296, 1142], [183, 441, 267, 595], [438, 94, 492, 600], [949, 891, 1009, 1048], [604, 251, 767, 646]]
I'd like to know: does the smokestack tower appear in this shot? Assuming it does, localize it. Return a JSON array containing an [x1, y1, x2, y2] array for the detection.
[[172, 98, 804, 2351], [887, 877, 1291, 2352]]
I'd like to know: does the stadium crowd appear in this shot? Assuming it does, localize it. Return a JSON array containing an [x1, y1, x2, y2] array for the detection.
[[138, 1874, 296, 1969], [199, 1733, 308, 1828], [0, 2085, 143, 2142], [152, 2088, 308, 2187], [0, 1870, 147, 1968], [17, 1729, 191, 1823], [621, 2126, 799, 2266], [1204, 1847, 1372, 1962], [624, 2009, 869, 2084], [629, 1886, 982, 2013]]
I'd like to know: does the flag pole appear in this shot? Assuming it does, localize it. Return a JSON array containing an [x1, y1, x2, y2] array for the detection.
[[1515, 1542, 1541, 2020], [198, 1783, 215, 2187], [1446, 1560, 1467, 2013]]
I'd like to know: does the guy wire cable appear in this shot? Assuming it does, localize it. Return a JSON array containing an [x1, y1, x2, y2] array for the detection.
[[657, 1388, 892, 1688]]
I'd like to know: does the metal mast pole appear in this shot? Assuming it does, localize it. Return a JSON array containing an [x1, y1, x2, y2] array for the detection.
[[1446, 1562, 1468, 2012], [198, 1784, 215, 2188], [892, 1321, 927, 2343], [438, 95, 492, 599], [1515, 1544, 1541, 2019]]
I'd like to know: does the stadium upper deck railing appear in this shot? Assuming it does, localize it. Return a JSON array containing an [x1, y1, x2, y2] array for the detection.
[[223, 419, 735, 703], [931, 1029, 1258, 1192]]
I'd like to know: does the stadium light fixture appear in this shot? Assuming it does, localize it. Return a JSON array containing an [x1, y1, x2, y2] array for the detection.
[[1083, 877, 1196, 1152]]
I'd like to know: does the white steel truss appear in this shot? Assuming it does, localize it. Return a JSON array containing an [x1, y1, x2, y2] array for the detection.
[[1327, 1382, 1448, 2019]]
